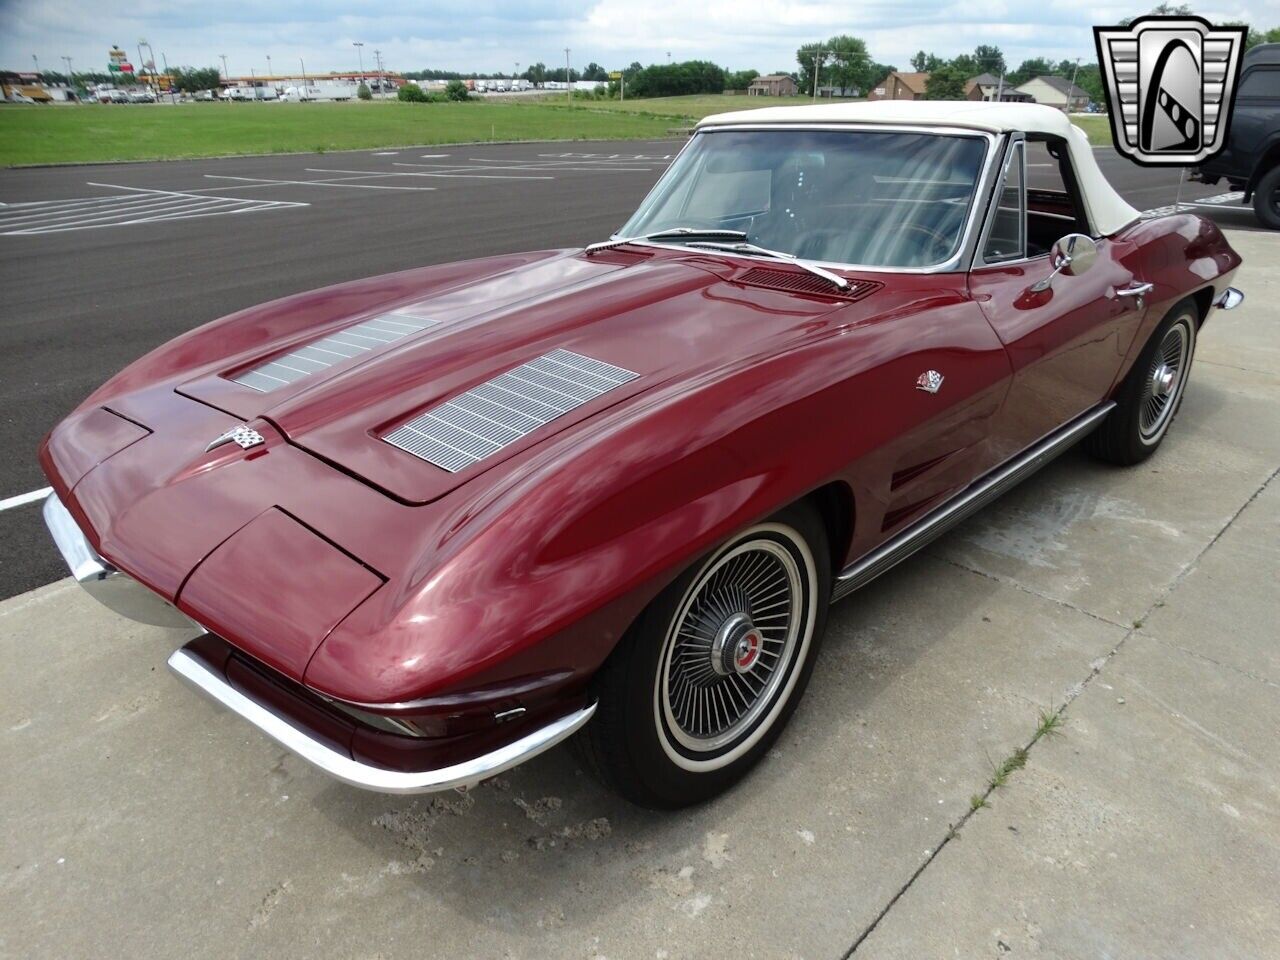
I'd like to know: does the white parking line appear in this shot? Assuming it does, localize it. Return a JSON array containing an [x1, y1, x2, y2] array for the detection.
[[204, 174, 437, 191], [0, 487, 51, 512], [0, 184, 307, 236]]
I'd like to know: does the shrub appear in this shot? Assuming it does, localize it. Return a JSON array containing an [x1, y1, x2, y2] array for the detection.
[[398, 84, 429, 103], [444, 79, 470, 101], [357, 82, 372, 101]]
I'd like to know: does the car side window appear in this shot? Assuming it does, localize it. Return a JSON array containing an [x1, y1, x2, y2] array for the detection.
[[1238, 67, 1280, 99], [982, 140, 1025, 263]]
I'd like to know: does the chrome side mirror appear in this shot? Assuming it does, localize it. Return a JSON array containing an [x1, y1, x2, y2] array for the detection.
[[1030, 233, 1098, 292]]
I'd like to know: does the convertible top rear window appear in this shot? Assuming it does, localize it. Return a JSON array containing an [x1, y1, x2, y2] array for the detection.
[[620, 129, 988, 268]]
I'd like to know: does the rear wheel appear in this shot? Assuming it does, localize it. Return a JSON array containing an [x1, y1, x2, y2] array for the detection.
[[1252, 166, 1280, 230], [1088, 299, 1198, 465], [578, 502, 830, 808]]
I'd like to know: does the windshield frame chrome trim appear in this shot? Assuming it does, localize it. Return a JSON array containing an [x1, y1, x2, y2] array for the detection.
[[608, 123, 1002, 276]]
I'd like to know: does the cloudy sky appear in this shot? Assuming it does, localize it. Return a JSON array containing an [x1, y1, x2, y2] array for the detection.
[[2, 0, 1274, 78]]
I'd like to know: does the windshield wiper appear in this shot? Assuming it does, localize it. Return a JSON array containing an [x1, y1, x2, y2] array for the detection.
[[584, 227, 748, 255], [684, 241, 850, 291]]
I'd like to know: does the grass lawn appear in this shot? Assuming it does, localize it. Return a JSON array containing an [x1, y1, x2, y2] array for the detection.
[[0, 97, 1114, 167], [0, 101, 679, 166]]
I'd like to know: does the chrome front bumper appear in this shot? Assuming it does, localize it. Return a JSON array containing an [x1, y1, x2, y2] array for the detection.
[[168, 647, 597, 793], [42, 493, 199, 629]]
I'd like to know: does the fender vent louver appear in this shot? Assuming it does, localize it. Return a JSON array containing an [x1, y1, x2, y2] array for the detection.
[[737, 267, 879, 301], [232, 312, 437, 392], [382, 349, 639, 473]]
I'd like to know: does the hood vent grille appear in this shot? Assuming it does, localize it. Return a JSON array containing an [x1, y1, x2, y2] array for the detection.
[[737, 267, 875, 300], [382, 349, 639, 473], [232, 312, 437, 393]]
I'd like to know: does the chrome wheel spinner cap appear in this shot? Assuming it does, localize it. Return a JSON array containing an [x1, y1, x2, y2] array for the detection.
[[710, 612, 764, 677]]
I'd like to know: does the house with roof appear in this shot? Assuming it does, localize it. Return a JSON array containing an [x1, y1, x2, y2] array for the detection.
[[866, 71, 930, 101], [964, 73, 1034, 102], [747, 74, 799, 97], [1015, 75, 1090, 111]]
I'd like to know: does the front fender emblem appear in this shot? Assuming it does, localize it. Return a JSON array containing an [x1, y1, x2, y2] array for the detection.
[[916, 370, 945, 394], [205, 425, 265, 453]]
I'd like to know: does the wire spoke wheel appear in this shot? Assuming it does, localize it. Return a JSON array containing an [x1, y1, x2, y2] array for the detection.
[[658, 535, 806, 761], [1139, 319, 1191, 442]]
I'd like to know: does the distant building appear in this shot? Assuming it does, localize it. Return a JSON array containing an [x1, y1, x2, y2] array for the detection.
[[1016, 75, 1090, 111], [964, 73, 1034, 102], [747, 74, 799, 97], [866, 71, 929, 101]]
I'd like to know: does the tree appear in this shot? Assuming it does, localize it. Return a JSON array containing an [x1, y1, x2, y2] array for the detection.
[[972, 45, 1006, 76], [168, 66, 221, 94], [626, 60, 726, 97], [444, 79, 469, 101], [1008, 57, 1053, 86], [357, 82, 372, 101], [582, 62, 608, 82], [949, 53, 979, 77], [924, 63, 969, 100], [910, 51, 944, 72], [825, 34, 871, 92], [726, 69, 760, 90], [796, 42, 825, 93]]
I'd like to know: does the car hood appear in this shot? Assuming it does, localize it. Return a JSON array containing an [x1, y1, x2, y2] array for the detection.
[[177, 248, 857, 503]]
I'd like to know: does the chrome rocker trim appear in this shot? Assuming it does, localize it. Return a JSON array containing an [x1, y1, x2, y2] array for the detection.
[[168, 647, 598, 794], [43, 493, 199, 629], [832, 402, 1116, 601]]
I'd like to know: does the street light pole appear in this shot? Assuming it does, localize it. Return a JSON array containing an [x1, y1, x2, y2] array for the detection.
[[161, 51, 174, 102], [1068, 57, 1082, 111], [565, 48, 571, 106], [266, 54, 272, 94], [354, 42, 365, 92], [32, 54, 40, 77], [300, 57, 307, 98], [62, 56, 75, 100]]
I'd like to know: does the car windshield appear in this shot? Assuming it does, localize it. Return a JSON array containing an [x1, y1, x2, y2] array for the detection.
[[618, 129, 989, 269]]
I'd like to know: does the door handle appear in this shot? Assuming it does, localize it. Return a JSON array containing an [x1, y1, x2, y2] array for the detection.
[[1115, 282, 1154, 299]]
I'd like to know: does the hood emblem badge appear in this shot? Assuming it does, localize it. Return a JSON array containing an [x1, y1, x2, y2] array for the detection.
[[205, 424, 265, 453], [916, 370, 945, 394]]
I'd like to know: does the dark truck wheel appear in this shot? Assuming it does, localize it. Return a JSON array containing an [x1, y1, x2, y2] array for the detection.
[[578, 502, 830, 808], [1253, 166, 1280, 230]]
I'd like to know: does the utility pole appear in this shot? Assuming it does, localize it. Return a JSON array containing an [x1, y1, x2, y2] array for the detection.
[[812, 49, 824, 101], [62, 56, 75, 99], [300, 57, 307, 97], [220, 54, 229, 94], [32, 54, 40, 77], [565, 48, 572, 106], [266, 54, 272, 95], [1068, 57, 1082, 112], [353, 41, 365, 92], [995, 69, 1004, 102]]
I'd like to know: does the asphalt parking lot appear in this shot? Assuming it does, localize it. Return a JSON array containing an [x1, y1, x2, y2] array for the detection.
[[1, 132, 1278, 958]]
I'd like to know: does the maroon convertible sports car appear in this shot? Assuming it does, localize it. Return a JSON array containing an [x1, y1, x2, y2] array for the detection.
[[42, 102, 1242, 808]]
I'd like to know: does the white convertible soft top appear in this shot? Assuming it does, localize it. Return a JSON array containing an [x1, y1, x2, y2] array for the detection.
[[697, 100, 1140, 237]]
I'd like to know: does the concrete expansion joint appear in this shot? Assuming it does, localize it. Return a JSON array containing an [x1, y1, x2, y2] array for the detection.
[[844, 466, 1279, 958], [1151, 635, 1280, 690], [934, 555, 1128, 630]]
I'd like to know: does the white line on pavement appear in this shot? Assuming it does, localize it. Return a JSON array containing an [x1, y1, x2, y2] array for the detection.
[[203, 174, 437, 191], [0, 487, 51, 512]]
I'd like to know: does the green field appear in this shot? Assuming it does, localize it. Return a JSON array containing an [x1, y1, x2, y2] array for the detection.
[[0, 101, 679, 166], [0, 97, 1114, 167]]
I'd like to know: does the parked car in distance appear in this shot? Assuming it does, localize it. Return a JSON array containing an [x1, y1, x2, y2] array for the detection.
[[127, 89, 156, 103], [41, 101, 1242, 809], [1193, 42, 1280, 228]]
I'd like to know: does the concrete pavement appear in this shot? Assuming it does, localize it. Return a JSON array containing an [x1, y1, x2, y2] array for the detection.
[[1, 229, 1277, 959]]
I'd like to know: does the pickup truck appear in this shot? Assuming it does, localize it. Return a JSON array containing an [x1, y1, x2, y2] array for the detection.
[[1193, 43, 1280, 228]]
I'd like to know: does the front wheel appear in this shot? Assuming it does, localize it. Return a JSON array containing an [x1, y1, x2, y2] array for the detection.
[[1088, 299, 1198, 465], [1252, 166, 1280, 230], [578, 502, 831, 808]]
